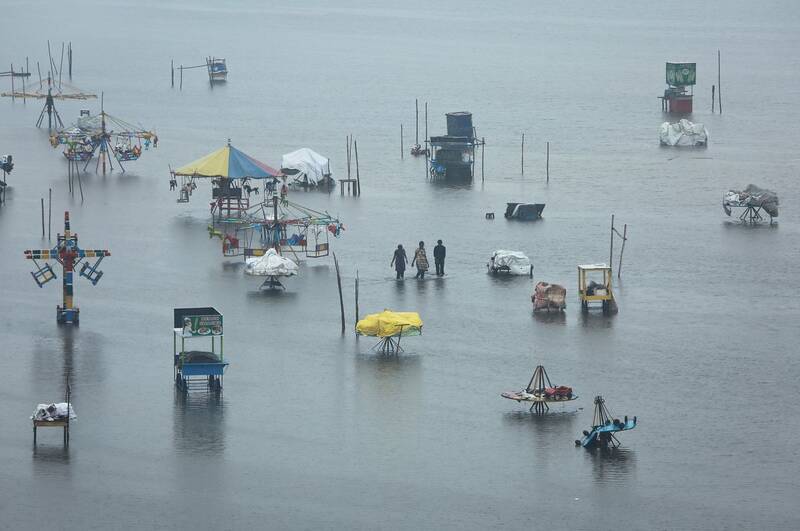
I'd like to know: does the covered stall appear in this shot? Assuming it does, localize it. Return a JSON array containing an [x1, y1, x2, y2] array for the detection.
[[281, 148, 333, 188], [173, 307, 229, 391], [356, 310, 423, 354]]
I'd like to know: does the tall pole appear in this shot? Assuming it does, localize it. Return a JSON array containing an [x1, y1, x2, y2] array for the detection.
[[354, 139, 361, 196], [415, 98, 419, 145], [546, 141, 550, 183], [41, 198, 45, 238], [617, 224, 627, 279], [400, 124, 403, 159], [609, 214, 615, 269], [424, 101, 429, 178], [333, 253, 345, 334], [48, 188, 52, 240], [521, 133, 525, 175], [717, 50, 722, 114], [481, 137, 485, 182]]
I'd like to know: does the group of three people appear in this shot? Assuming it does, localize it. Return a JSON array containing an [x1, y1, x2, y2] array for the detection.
[[391, 240, 446, 280]]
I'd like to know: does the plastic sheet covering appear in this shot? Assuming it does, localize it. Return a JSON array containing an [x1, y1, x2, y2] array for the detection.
[[532, 282, 567, 312], [659, 119, 708, 146], [281, 148, 330, 185], [356, 310, 423, 338], [31, 403, 76, 421], [724, 184, 779, 218], [245, 248, 299, 277], [488, 250, 532, 275]]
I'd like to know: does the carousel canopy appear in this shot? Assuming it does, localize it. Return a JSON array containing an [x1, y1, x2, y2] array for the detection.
[[173, 143, 281, 179], [356, 310, 423, 338]]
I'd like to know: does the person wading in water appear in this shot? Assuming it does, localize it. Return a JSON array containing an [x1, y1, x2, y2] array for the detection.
[[433, 239, 446, 276], [411, 241, 429, 279], [390, 244, 408, 279]]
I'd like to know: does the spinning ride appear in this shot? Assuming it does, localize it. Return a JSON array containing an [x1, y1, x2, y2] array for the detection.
[[575, 396, 637, 449], [501, 365, 577, 413]]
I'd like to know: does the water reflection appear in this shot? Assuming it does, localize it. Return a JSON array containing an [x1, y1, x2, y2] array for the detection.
[[583, 447, 636, 483], [32, 445, 71, 473], [533, 311, 567, 325], [172, 390, 226, 456], [579, 312, 615, 330]]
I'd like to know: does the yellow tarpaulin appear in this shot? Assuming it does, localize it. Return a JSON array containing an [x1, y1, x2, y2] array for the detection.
[[356, 310, 423, 338]]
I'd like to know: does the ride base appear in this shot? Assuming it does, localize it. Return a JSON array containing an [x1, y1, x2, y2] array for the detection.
[[57, 306, 79, 325]]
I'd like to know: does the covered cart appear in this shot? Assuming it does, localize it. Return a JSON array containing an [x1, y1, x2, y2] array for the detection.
[[173, 307, 228, 391]]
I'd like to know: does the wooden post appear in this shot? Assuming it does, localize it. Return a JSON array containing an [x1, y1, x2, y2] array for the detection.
[[10, 64, 14, 101], [346, 135, 351, 179], [68, 42, 72, 79], [333, 252, 345, 334], [400, 124, 403, 159], [481, 137, 485, 182], [717, 50, 722, 114], [617, 224, 627, 279], [48, 188, 52, 240], [415, 98, 419, 145], [521, 133, 524, 175], [171, 59, 174, 87], [609, 214, 614, 269], [711, 84, 715, 113], [41, 198, 45, 238], [58, 42, 64, 89], [546, 141, 550, 183], [355, 270, 360, 327], [424, 101, 429, 179], [354, 139, 361, 196], [179, 65, 183, 90]]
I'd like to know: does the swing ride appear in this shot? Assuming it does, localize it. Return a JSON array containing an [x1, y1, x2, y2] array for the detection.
[[355, 310, 423, 355], [575, 396, 637, 449], [24, 211, 110, 324], [501, 365, 577, 413], [207, 195, 345, 264], [50, 97, 158, 174], [2, 74, 96, 130]]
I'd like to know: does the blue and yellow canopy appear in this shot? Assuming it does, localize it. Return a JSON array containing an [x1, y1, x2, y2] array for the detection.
[[173, 143, 281, 179]]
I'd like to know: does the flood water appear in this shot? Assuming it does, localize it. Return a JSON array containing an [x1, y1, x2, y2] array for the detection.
[[1, 1, 799, 529]]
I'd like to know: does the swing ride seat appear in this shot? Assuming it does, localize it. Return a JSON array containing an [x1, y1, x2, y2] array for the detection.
[[578, 418, 637, 448], [306, 243, 329, 258], [177, 190, 190, 203], [115, 151, 140, 161], [63, 151, 93, 162], [31, 263, 57, 288]]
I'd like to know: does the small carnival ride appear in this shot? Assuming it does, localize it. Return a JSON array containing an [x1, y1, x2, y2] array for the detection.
[[487, 250, 532, 276], [576, 396, 637, 449], [578, 263, 617, 314], [356, 310, 423, 355], [24, 211, 110, 324], [173, 307, 228, 392], [244, 247, 299, 290], [501, 365, 577, 413], [51, 100, 157, 174], [2, 73, 96, 130], [532, 282, 567, 312], [723, 185, 779, 225]]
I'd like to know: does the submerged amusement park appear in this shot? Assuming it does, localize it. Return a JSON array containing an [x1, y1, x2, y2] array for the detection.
[[1, 2, 799, 529]]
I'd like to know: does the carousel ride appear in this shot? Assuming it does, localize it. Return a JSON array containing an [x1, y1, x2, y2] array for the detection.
[[501, 365, 577, 413], [50, 98, 157, 175], [575, 396, 637, 449], [356, 310, 423, 355], [2, 74, 96, 130]]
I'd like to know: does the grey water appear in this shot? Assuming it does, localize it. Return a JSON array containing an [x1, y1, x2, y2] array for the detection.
[[1, 0, 799, 529]]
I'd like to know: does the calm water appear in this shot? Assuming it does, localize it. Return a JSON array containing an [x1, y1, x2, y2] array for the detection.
[[1, 1, 799, 529]]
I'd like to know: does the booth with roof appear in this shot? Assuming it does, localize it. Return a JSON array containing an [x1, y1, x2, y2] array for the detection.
[[173, 307, 229, 391]]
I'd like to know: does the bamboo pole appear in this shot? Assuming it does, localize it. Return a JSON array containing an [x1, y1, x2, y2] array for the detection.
[[609, 214, 614, 269], [481, 137, 485, 182], [333, 253, 345, 334], [711, 85, 715, 113], [546, 141, 550, 183], [424, 101, 429, 179], [171, 59, 174, 87], [58, 42, 64, 89], [41, 198, 45, 238], [68, 43, 72, 79], [717, 50, 722, 114], [400, 124, 403, 159], [415, 98, 419, 144], [521, 133, 524, 175], [354, 139, 361, 196], [179, 65, 183, 90], [617, 224, 627, 278], [355, 270, 360, 327], [10, 64, 14, 101], [48, 188, 52, 240]]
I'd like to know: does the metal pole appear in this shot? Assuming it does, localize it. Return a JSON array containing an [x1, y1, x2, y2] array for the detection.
[[546, 141, 550, 183], [41, 198, 45, 238], [521, 133, 524, 175]]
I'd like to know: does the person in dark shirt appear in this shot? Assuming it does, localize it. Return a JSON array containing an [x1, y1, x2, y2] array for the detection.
[[433, 239, 446, 276], [390, 244, 408, 279]]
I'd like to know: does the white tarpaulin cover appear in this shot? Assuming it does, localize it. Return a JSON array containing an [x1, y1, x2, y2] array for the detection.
[[659, 119, 708, 146], [724, 184, 779, 218], [31, 403, 77, 421], [488, 250, 532, 275], [245, 248, 299, 277], [281, 148, 330, 185]]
